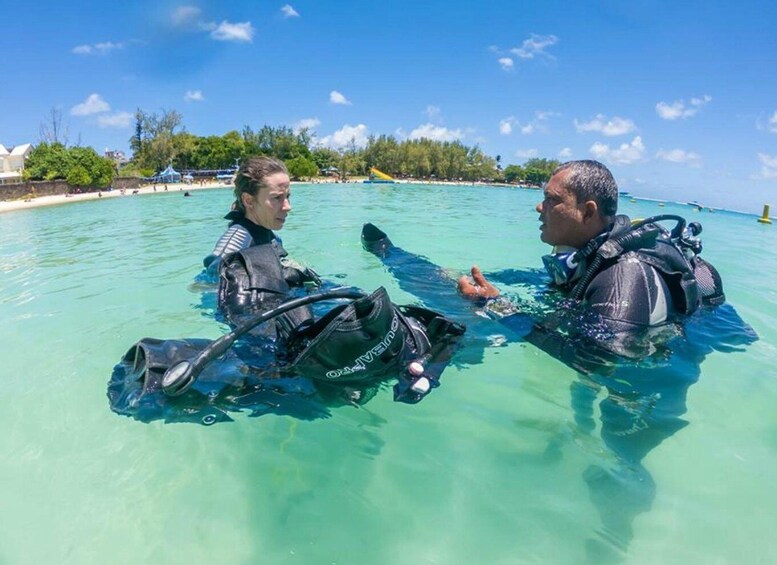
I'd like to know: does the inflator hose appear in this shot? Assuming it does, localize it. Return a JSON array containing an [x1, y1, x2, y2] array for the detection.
[[162, 288, 366, 396]]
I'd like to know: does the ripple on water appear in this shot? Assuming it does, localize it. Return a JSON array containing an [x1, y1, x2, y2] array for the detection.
[[1, 185, 777, 564]]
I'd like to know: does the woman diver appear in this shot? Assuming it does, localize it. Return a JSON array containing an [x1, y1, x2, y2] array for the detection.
[[107, 157, 466, 423], [203, 156, 319, 289]]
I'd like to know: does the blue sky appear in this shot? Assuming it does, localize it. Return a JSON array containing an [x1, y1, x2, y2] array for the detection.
[[2, 0, 776, 212]]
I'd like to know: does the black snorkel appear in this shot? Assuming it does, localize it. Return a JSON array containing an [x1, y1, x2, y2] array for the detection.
[[161, 288, 366, 396]]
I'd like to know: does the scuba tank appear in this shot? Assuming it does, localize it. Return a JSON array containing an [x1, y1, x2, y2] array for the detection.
[[567, 214, 725, 311]]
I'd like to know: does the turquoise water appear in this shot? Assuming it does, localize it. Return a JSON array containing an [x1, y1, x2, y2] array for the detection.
[[1, 184, 777, 564]]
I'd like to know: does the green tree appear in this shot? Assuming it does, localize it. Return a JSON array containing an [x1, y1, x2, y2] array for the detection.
[[242, 125, 311, 161], [24, 143, 114, 187], [68, 146, 115, 187], [129, 109, 184, 172], [524, 167, 548, 185], [286, 156, 319, 180], [311, 147, 339, 172], [503, 164, 525, 183], [66, 165, 91, 187], [23, 143, 71, 180], [171, 132, 199, 170]]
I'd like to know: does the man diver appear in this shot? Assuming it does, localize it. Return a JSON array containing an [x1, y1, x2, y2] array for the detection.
[[457, 159, 724, 362]]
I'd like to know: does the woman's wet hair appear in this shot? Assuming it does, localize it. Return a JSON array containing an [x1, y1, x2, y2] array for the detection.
[[553, 160, 618, 219], [233, 156, 288, 212]]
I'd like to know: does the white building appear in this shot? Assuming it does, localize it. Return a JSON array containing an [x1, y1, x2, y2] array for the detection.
[[0, 143, 33, 184], [104, 148, 128, 166]]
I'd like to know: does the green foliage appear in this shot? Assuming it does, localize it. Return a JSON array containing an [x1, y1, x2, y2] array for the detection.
[[501, 158, 561, 186], [24, 143, 115, 187], [68, 146, 115, 187], [66, 165, 91, 187], [128, 108, 184, 172], [310, 148, 339, 171], [23, 143, 71, 181], [503, 164, 525, 183], [242, 125, 310, 161], [285, 156, 319, 180], [524, 167, 547, 185], [122, 106, 565, 187]]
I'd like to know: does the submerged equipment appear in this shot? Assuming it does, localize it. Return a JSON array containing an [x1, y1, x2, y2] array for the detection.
[[114, 286, 465, 409]]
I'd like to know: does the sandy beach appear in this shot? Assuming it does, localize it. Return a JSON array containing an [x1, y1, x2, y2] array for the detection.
[[0, 181, 231, 214]]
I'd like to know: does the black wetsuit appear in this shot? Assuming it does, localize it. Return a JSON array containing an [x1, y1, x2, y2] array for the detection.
[[493, 222, 704, 367], [203, 211, 277, 274], [359, 221, 756, 555], [208, 212, 320, 333]]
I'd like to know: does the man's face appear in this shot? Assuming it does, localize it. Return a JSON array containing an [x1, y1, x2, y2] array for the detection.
[[242, 172, 292, 230], [536, 171, 589, 248]]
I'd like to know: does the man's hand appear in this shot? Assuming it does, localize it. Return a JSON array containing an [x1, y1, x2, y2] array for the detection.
[[458, 266, 500, 300]]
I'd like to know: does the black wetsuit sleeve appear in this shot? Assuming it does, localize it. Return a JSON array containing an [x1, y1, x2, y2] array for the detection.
[[583, 257, 672, 334]]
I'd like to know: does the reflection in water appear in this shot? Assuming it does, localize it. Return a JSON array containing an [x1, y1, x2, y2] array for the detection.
[[572, 304, 757, 562], [361, 225, 758, 563]]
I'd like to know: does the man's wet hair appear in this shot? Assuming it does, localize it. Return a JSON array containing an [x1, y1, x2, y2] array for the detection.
[[233, 156, 288, 212], [553, 160, 618, 219]]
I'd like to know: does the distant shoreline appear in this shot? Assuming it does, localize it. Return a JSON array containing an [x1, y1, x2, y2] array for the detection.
[[0, 177, 537, 215], [0, 178, 763, 219]]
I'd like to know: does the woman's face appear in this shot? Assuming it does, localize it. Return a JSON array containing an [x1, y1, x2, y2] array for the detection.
[[241, 172, 292, 230]]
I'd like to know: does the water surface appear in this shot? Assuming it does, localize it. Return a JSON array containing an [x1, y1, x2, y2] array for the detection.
[[1, 184, 776, 564]]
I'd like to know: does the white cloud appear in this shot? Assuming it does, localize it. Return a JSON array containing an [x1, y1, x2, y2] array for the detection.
[[424, 105, 441, 121], [408, 123, 464, 142], [515, 148, 538, 159], [760, 153, 777, 169], [97, 111, 133, 128], [319, 124, 369, 149], [171, 6, 201, 26], [70, 94, 110, 116], [293, 118, 321, 133], [590, 136, 646, 165], [656, 148, 702, 166], [500, 116, 543, 136], [71, 41, 125, 55], [753, 153, 777, 180], [498, 57, 514, 71], [769, 112, 777, 132], [184, 90, 204, 102], [330, 90, 351, 105], [574, 114, 635, 136], [558, 147, 572, 158], [535, 110, 560, 121], [173, 7, 254, 44], [656, 95, 712, 120], [281, 4, 300, 18], [209, 21, 254, 42], [499, 117, 515, 135], [511, 34, 558, 59], [758, 111, 777, 133]]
